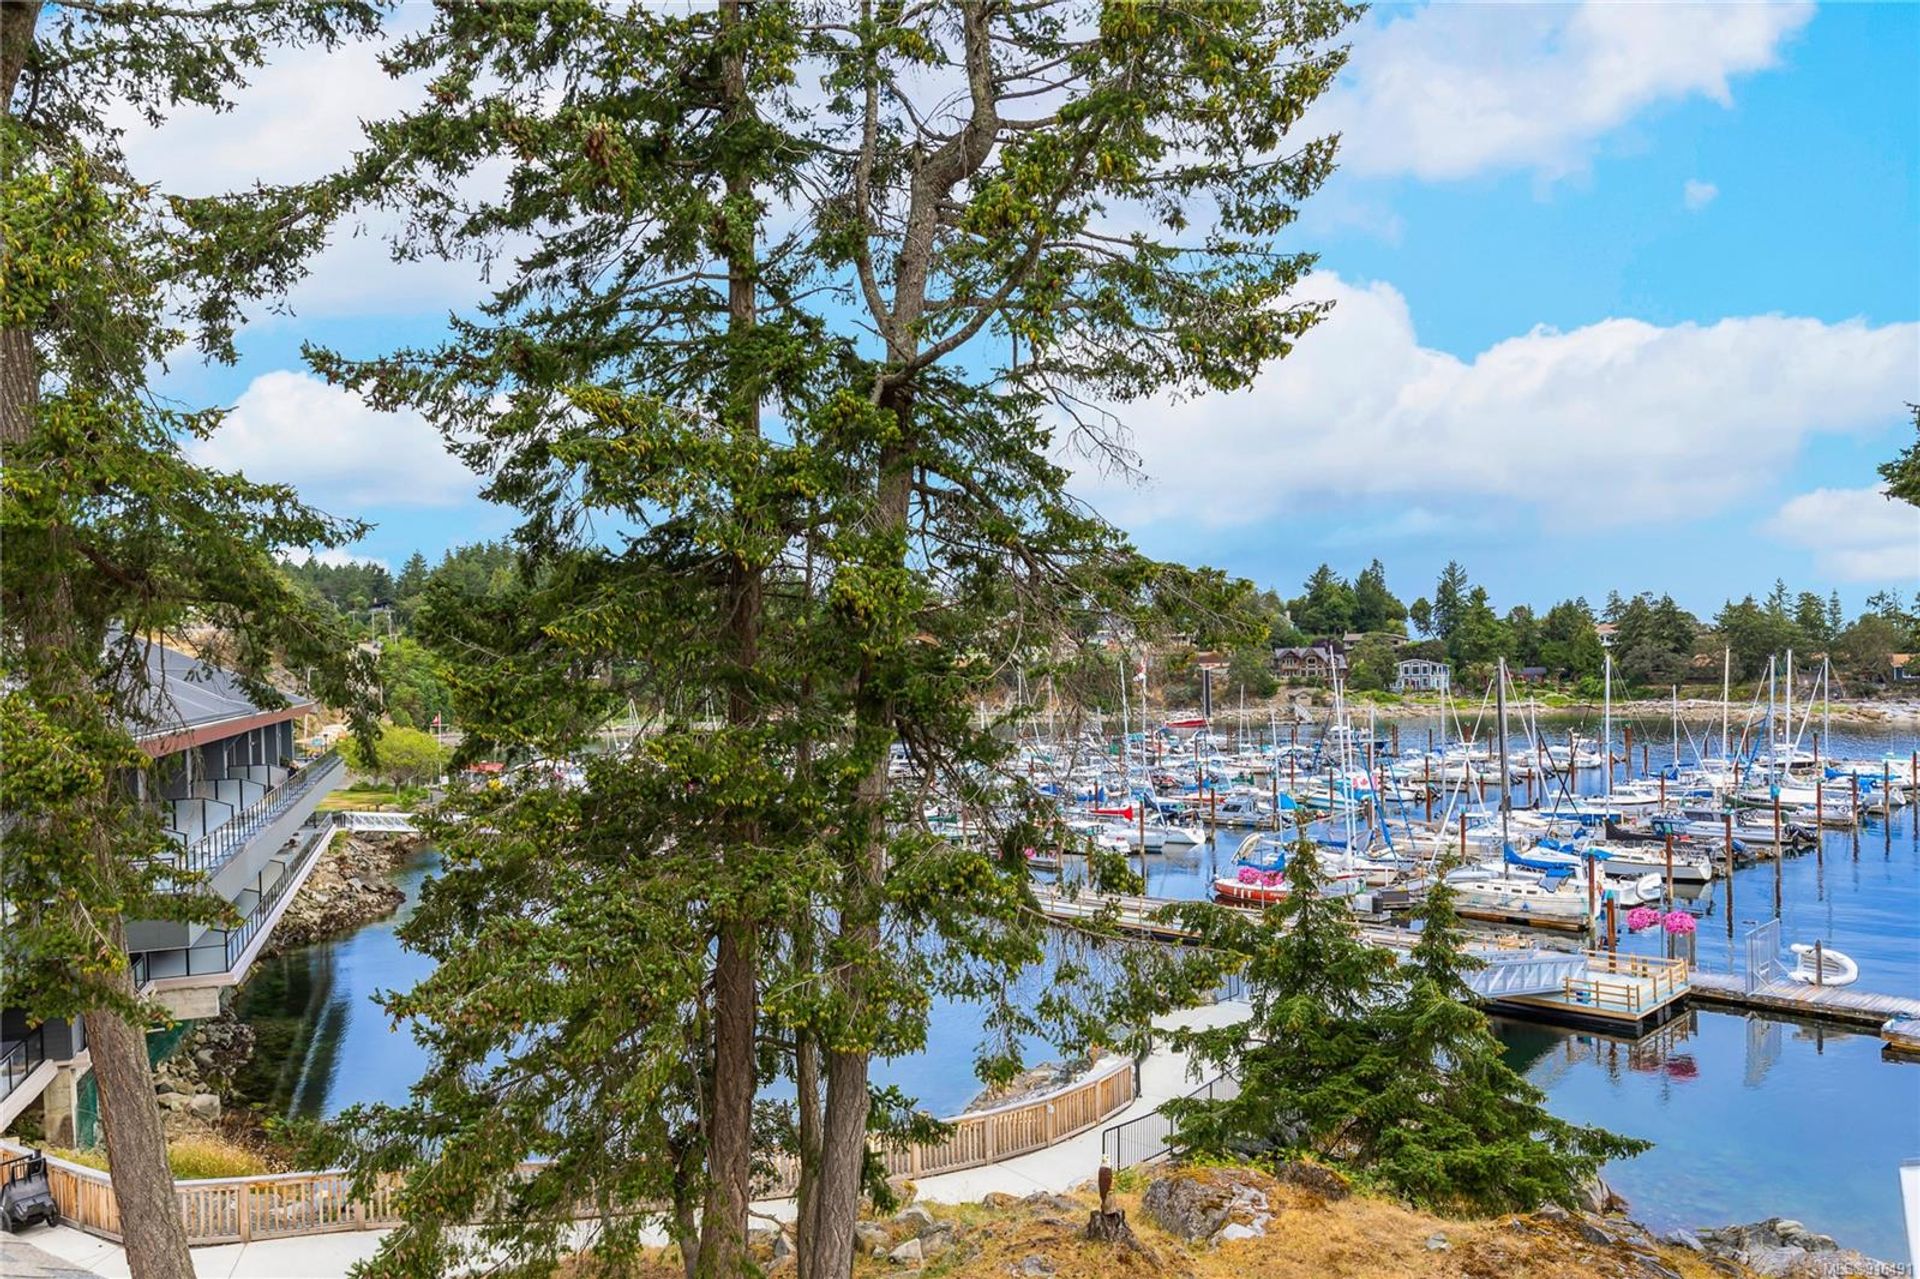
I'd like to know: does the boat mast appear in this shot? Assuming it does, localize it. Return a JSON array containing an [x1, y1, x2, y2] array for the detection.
[[1728, 641, 1743, 760], [1671, 683, 1681, 776], [1495, 657, 1512, 853], [1774, 649, 1789, 775], [1602, 649, 1613, 800]]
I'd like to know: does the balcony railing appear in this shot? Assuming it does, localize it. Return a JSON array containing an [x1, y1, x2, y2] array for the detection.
[[163, 751, 341, 878], [130, 817, 336, 983], [0, 1025, 47, 1107]]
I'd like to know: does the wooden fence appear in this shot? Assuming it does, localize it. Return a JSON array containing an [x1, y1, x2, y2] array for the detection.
[[2, 1057, 1134, 1246]]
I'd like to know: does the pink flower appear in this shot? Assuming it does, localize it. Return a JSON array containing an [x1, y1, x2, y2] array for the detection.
[[1625, 906, 1661, 932], [1662, 911, 1697, 934]]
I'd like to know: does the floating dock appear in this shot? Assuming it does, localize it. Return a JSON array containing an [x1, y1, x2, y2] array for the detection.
[[1039, 888, 1920, 1038], [1037, 887, 1687, 1032], [1686, 970, 1920, 1030]]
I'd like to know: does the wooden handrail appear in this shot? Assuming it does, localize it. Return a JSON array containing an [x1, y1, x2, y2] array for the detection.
[[2, 1056, 1136, 1246]]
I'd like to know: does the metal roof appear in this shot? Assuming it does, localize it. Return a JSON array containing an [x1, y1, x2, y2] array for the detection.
[[129, 642, 312, 746]]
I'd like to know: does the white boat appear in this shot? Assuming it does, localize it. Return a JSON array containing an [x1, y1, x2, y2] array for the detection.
[[1450, 876, 1595, 928], [1788, 943, 1858, 987], [1585, 842, 1715, 885]]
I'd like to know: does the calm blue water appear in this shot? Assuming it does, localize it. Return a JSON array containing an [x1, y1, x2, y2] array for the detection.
[[235, 719, 1919, 1257]]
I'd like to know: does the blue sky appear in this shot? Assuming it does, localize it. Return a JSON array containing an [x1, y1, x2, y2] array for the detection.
[[149, 2, 1919, 620]]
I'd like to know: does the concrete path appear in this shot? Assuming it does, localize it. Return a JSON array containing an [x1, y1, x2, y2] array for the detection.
[[9, 1001, 1250, 1276], [1, 1232, 110, 1279], [912, 999, 1250, 1204], [13, 1225, 390, 1279]]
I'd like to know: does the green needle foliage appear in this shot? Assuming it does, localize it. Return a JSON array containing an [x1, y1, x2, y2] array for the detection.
[[1361, 870, 1650, 1214], [1164, 838, 1398, 1161], [1168, 845, 1649, 1215], [3, 4, 379, 1277], [310, 4, 1357, 1277]]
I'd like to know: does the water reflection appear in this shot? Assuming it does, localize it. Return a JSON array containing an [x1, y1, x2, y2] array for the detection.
[[1494, 1008, 1918, 1262]]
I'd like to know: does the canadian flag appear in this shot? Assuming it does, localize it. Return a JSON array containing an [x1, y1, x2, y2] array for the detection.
[[432, 714, 442, 728]]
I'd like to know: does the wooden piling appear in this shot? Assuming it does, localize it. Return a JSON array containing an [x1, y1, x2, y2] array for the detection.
[[1773, 792, 1783, 915]]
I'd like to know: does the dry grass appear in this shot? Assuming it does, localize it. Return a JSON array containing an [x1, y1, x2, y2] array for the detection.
[[484, 1164, 1821, 1279], [855, 1172, 1759, 1279], [51, 1133, 269, 1181]]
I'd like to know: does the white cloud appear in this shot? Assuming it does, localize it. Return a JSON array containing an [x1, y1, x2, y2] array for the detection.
[[1319, 1, 1813, 181], [1071, 274, 1920, 532], [1766, 487, 1920, 582], [193, 370, 480, 511], [1683, 179, 1719, 211], [115, 12, 501, 321], [283, 546, 390, 571]]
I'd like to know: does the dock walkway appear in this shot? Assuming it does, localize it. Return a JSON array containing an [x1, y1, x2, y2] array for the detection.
[[1687, 970, 1920, 1028]]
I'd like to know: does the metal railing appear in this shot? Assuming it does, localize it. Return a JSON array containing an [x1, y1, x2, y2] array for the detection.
[[130, 818, 337, 982], [163, 752, 341, 878], [0, 1025, 47, 1106], [1099, 1070, 1241, 1170]]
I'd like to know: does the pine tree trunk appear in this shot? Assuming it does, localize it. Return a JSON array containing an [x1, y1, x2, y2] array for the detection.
[[793, 940, 822, 1279], [88, 987, 194, 1279], [694, 5, 761, 1273], [804, 438, 911, 1279], [2, 67, 195, 1264]]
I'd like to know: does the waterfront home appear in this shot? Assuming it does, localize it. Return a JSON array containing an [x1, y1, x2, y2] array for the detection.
[[1272, 643, 1345, 682], [1393, 657, 1451, 693], [0, 643, 346, 1144]]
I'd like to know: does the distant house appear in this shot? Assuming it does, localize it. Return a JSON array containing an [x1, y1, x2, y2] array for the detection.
[[1595, 622, 1619, 641], [1516, 666, 1549, 684], [1893, 654, 1917, 683], [1190, 649, 1232, 673], [1272, 644, 1346, 682], [1393, 658, 1450, 693]]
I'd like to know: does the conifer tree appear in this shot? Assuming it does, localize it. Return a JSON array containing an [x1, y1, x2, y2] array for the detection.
[[317, 7, 1358, 1278], [1165, 838, 1396, 1161], [2, 5, 376, 1277], [1358, 870, 1649, 1213]]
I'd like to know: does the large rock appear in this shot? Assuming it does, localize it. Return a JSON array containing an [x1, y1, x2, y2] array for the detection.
[[1576, 1173, 1630, 1215], [187, 1093, 222, 1122], [893, 1203, 937, 1234], [1271, 1159, 1350, 1202], [886, 1237, 922, 1267], [1696, 1217, 1888, 1278], [1140, 1169, 1272, 1245], [853, 1222, 892, 1257]]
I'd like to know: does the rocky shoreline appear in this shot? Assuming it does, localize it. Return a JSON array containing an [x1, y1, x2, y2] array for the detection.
[[802, 1162, 1906, 1278], [263, 831, 422, 956], [150, 832, 422, 1146]]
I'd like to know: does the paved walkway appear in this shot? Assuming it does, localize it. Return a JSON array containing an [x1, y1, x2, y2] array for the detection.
[[12, 1225, 390, 1279], [1, 1233, 109, 1279], [912, 999, 1250, 1203], [11, 1002, 1250, 1277]]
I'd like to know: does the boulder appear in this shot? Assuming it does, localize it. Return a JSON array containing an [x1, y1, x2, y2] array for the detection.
[[980, 1191, 1021, 1210], [1577, 1173, 1629, 1215], [894, 1203, 937, 1234], [854, 1222, 892, 1257], [1424, 1234, 1449, 1252], [1271, 1160, 1350, 1202], [188, 1093, 221, 1121], [1140, 1169, 1272, 1246], [1016, 1255, 1055, 1276], [1658, 1228, 1703, 1252], [887, 1237, 923, 1267]]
